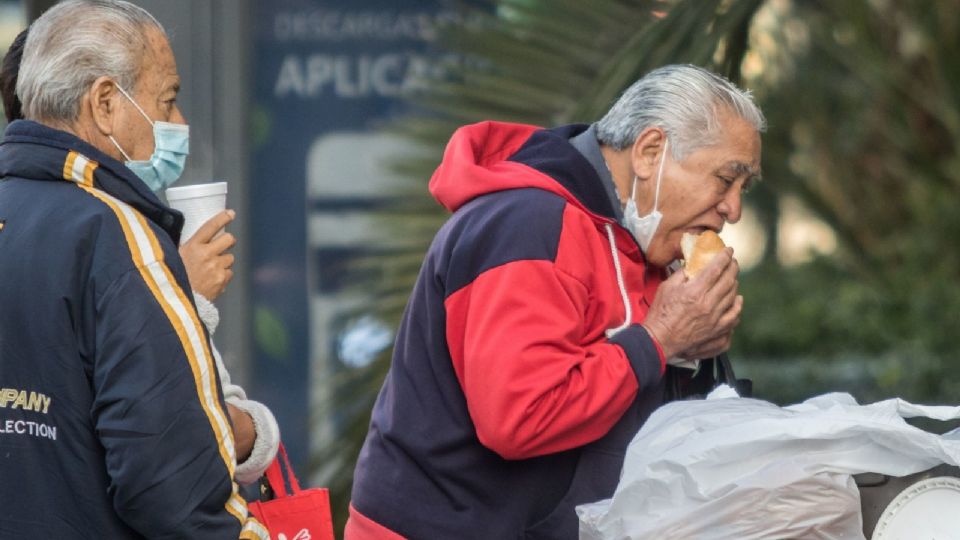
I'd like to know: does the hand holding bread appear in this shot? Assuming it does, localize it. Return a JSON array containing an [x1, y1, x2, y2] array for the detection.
[[640, 231, 741, 360]]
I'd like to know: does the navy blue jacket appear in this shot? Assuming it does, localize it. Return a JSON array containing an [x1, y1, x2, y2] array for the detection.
[[0, 121, 267, 539]]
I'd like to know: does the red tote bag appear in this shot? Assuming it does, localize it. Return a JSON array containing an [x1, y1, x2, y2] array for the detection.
[[248, 443, 336, 540]]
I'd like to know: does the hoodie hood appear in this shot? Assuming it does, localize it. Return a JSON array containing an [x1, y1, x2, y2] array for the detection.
[[429, 121, 620, 222]]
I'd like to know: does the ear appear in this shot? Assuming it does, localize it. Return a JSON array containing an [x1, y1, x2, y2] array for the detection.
[[629, 127, 667, 181], [87, 76, 121, 136]]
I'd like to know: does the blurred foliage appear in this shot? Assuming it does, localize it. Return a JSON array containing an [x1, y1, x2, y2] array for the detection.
[[732, 0, 960, 405], [734, 257, 960, 406], [312, 0, 960, 525]]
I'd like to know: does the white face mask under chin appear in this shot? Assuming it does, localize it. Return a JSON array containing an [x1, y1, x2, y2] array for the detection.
[[623, 139, 668, 253]]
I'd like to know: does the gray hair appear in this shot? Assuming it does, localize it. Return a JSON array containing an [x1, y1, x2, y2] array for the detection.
[[596, 64, 766, 160], [17, 0, 164, 122]]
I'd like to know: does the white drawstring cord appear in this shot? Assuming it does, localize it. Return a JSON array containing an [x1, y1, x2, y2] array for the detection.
[[604, 223, 632, 338]]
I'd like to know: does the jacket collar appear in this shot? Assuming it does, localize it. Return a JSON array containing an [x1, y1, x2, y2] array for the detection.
[[507, 123, 621, 221], [568, 123, 624, 223], [0, 120, 184, 243]]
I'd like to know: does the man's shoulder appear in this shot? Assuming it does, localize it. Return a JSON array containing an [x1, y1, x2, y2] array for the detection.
[[16, 179, 167, 272], [0, 176, 119, 232], [454, 187, 568, 229], [429, 188, 594, 294], [432, 188, 568, 259], [436, 186, 608, 253]]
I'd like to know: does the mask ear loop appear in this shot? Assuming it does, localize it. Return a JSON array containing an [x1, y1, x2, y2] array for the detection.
[[108, 83, 157, 162], [631, 138, 669, 214], [108, 135, 133, 161], [651, 138, 669, 213], [114, 84, 155, 126]]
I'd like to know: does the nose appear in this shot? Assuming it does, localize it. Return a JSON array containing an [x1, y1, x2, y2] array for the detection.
[[171, 106, 186, 125], [717, 188, 742, 224]]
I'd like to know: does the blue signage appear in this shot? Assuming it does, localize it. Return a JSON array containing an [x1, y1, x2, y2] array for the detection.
[[249, 0, 473, 472]]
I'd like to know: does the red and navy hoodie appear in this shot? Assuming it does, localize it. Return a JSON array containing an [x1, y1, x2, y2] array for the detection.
[[350, 122, 668, 539]]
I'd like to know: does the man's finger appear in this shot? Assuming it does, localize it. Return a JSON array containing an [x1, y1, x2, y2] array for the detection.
[[189, 209, 235, 244], [665, 267, 688, 285], [715, 295, 743, 332], [208, 231, 237, 254], [685, 332, 733, 360], [710, 284, 738, 318], [704, 265, 738, 305], [218, 253, 235, 270]]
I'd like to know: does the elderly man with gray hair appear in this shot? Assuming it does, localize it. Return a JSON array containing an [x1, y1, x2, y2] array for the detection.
[[347, 64, 765, 539], [0, 1, 269, 538]]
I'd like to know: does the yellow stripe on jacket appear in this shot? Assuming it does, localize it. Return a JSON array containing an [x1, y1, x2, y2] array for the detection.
[[61, 151, 262, 534]]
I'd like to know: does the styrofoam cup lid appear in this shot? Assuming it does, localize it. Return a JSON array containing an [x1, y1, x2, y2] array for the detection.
[[165, 181, 227, 201], [872, 476, 960, 539]]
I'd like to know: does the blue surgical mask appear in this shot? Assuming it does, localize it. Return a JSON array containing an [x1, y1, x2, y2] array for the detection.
[[108, 84, 189, 192], [623, 138, 668, 253]]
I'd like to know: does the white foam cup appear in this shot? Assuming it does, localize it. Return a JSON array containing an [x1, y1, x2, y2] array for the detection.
[[164, 181, 228, 245]]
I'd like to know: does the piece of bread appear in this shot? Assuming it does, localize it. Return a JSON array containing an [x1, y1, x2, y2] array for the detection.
[[681, 230, 725, 278]]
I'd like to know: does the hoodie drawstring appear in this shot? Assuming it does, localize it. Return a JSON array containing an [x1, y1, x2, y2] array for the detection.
[[604, 223, 632, 338]]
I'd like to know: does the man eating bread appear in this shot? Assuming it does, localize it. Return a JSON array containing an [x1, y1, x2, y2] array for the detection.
[[348, 64, 764, 539]]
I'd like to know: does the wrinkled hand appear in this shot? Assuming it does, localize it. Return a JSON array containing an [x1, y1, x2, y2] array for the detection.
[[641, 248, 742, 360], [179, 210, 236, 300]]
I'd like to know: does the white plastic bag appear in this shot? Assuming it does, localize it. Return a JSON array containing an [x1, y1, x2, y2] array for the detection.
[[577, 386, 960, 540]]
